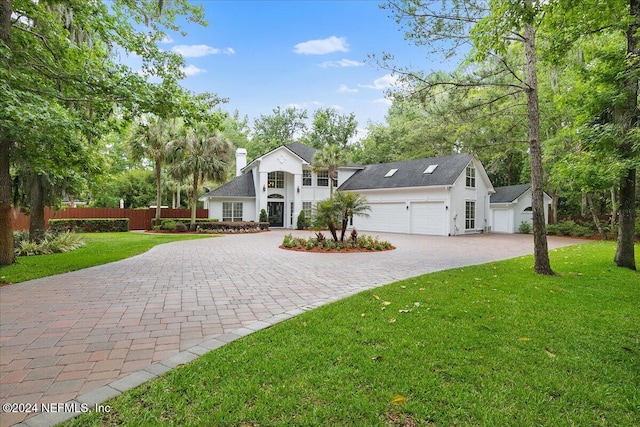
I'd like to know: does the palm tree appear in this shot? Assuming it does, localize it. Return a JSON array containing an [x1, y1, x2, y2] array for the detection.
[[334, 191, 370, 241], [170, 122, 233, 230], [129, 115, 174, 225], [313, 144, 347, 197]]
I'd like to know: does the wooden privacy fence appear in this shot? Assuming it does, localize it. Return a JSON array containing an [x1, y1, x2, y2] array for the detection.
[[11, 207, 209, 231]]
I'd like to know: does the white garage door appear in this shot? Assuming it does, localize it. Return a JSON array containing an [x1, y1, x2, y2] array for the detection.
[[410, 201, 446, 235], [355, 202, 406, 233], [492, 209, 510, 233]]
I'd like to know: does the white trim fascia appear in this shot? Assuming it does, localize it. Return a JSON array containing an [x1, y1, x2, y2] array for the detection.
[[199, 196, 255, 201], [243, 145, 310, 173], [342, 185, 452, 193]]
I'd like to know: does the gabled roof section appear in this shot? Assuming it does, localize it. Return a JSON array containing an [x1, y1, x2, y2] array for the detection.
[[338, 153, 474, 191], [490, 184, 531, 203], [200, 170, 255, 199], [285, 142, 316, 164], [243, 142, 314, 172]]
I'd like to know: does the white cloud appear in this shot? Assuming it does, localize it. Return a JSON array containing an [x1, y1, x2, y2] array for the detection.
[[318, 59, 364, 68], [330, 105, 344, 110], [373, 97, 393, 106], [160, 35, 174, 44], [360, 74, 399, 90], [171, 44, 235, 58], [181, 64, 206, 76], [337, 84, 358, 93], [294, 36, 349, 55]]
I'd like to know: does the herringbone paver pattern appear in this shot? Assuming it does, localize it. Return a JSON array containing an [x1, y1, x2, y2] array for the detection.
[[0, 231, 578, 426]]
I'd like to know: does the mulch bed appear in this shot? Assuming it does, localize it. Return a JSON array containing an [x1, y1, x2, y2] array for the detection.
[[279, 245, 395, 253]]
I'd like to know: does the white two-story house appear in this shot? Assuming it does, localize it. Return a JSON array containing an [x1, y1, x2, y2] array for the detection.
[[201, 142, 549, 236]]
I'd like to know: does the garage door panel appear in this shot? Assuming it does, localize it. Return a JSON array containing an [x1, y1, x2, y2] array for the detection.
[[410, 201, 446, 235], [355, 203, 406, 233], [493, 209, 510, 233]]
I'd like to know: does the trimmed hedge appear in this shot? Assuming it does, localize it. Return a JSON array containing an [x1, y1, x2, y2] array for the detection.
[[49, 218, 129, 233], [197, 221, 269, 233]]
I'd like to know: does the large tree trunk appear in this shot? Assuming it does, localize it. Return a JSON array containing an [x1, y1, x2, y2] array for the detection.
[[0, 0, 14, 266], [28, 175, 46, 242], [0, 138, 13, 265], [614, 0, 638, 270], [524, 22, 554, 275]]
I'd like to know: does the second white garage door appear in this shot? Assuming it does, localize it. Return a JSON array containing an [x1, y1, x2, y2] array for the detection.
[[410, 201, 446, 235]]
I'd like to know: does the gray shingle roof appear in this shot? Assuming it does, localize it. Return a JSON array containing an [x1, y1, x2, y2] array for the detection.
[[285, 142, 316, 164], [338, 153, 473, 191], [490, 184, 531, 203], [201, 170, 255, 198]]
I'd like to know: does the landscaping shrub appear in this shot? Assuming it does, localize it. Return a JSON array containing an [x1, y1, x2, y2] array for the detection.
[[518, 221, 532, 234], [546, 219, 593, 237], [197, 221, 269, 233], [259, 209, 268, 223], [296, 210, 308, 230], [160, 219, 177, 231], [49, 218, 129, 233], [281, 233, 393, 252], [14, 231, 85, 256]]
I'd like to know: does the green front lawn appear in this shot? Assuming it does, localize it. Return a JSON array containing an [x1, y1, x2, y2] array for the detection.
[[0, 232, 215, 284], [65, 242, 640, 426]]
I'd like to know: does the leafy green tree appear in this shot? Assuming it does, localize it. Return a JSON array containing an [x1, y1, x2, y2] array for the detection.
[[542, 0, 638, 270], [129, 116, 177, 224], [249, 107, 308, 159], [312, 144, 347, 197], [0, 0, 212, 265], [303, 108, 358, 149], [170, 122, 234, 230]]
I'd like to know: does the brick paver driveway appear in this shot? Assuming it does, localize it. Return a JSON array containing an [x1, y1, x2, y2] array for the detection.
[[1, 231, 579, 426]]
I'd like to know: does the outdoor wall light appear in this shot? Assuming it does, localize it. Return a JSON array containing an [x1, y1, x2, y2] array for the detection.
[[262, 185, 266, 192], [297, 186, 300, 193]]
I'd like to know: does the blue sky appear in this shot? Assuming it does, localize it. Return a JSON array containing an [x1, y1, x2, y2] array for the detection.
[[156, 1, 456, 135]]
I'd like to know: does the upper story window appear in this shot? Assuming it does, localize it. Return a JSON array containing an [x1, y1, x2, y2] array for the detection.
[[302, 170, 312, 186], [385, 168, 398, 177], [317, 170, 329, 187], [268, 171, 284, 188], [466, 165, 476, 188]]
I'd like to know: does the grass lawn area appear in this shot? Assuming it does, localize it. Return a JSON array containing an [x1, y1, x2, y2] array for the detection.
[[63, 242, 639, 427], [0, 232, 216, 284]]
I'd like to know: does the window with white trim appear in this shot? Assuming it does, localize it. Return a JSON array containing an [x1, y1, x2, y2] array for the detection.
[[302, 201, 312, 218], [222, 202, 243, 222], [465, 201, 475, 230], [268, 171, 284, 188], [317, 170, 329, 187], [302, 170, 312, 186], [466, 165, 476, 188], [332, 171, 338, 188]]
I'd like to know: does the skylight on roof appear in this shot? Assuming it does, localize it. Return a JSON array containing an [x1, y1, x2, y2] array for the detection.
[[385, 168, 398, 177], [424, 164, 438, 174]]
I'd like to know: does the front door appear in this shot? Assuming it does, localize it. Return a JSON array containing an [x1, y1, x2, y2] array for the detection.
[[267, 202, 284, 227]]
